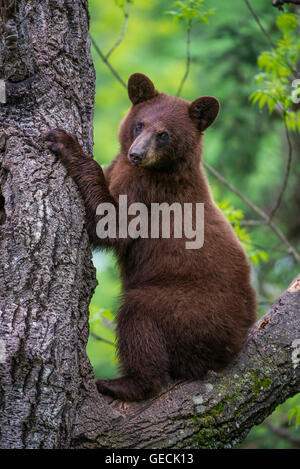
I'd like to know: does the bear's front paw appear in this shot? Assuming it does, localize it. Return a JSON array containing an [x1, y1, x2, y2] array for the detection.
[[44, 128, 80, 162]]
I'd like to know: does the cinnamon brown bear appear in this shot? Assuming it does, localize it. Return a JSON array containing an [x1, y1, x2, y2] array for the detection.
[[45, 73, 257, 401]]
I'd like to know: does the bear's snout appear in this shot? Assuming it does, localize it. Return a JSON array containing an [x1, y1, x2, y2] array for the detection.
[[129, 148, 146, 165]]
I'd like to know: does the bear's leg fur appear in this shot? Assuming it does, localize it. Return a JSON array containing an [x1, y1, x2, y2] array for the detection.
[[96, 305, 169, 401]]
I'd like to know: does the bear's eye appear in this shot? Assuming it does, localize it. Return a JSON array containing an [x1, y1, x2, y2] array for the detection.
[[157, 131, 170, 146], [134, 121, 144, 136]]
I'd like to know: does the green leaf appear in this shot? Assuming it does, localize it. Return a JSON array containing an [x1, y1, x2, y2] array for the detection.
[[250, 91, 262, 104], [259, 251, 268, 262], [276, 13, 298, 33], [289, 405, 300, 428], [267, 97, 276, 113], [249, 11, 300, 127], [296, 112, 300, 131], [296, 411, 300, 428], [166, 0, 214, 25], [216, 201, 267, 265], [258, 94, 268, 109]]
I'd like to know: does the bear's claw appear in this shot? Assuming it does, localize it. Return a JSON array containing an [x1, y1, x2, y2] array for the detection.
[[44, 128, 79, 160]]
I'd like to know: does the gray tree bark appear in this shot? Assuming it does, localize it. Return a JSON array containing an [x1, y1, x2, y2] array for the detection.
[[0, 0, 97, 449], [0, 0, 299, 450]]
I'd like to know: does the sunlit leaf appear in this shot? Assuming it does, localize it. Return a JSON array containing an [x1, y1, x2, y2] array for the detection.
[[276, 13, 298, 33]]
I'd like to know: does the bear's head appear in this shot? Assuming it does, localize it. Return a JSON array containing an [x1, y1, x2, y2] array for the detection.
[[119, 73, 219, 171]]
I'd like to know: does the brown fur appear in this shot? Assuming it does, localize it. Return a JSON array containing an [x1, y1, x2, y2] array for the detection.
[[45, 73, 257, 401]]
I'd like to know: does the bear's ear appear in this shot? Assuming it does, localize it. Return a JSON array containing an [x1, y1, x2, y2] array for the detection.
[[128, 73, 158, 105], [189, 96, 220, 132]]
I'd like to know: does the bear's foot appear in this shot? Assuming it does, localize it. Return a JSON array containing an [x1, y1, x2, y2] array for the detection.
[[96, 376, 160, 402]]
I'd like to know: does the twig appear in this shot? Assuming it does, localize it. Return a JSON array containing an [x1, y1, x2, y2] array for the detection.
[[243, 0, 276, 49], [241, 238, 288, 254], [242, 4, 295, 226], [264, 421, 300, 448], [203, 161, 270, 221], [240, 220, 267, 226], [176, 19, 192, 97], [243, 0, 297, 76], [202, 160, 300, 263], [268, 120, 293, 221], [90, 1, 131, 89], [105, 0, 130, 60], [90, 36, 127, 89], [90, 332, 115, 347], [273, 0, 300, 10]]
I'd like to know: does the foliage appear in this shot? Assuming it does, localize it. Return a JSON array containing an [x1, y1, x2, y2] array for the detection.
[[289, 404, 300, 429], [250, 12, 300, 129], [87, 304, 118, 378], [217, 201, 268, 265], [87, 251, 120, 378], [114, 0, 133, 12], [166, 0, 215, 25]]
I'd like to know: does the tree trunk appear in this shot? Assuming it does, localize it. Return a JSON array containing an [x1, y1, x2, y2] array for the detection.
[[0, 0, 300, 450], [0, 0, 97, 449]]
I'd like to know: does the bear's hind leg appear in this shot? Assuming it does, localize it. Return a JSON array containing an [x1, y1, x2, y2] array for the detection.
[[96, 309, 169, 401]]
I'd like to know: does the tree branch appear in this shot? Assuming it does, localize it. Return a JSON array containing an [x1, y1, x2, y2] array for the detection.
[[176, 19, 192, 97], [89, 332, 115, 347], [273, 0, 300, 10], [241, 238, 288, 254], [105, 0, 130, 60], [90, 36, 127, 89], [72, 275, 300, 448], [244, 0, 297, 76], [89, 1, 131, 89], [268, 120, 293, 221], [243, 0, 277, 49], [240, 220, 267, 226], [264, 421, 300, 448], [202, 161, 300, 264]]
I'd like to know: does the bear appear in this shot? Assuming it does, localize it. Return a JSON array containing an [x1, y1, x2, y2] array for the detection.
[[45, 73, 257, 401]]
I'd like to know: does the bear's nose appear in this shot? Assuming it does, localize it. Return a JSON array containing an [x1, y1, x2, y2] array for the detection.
[[130, 150, 145, 165]]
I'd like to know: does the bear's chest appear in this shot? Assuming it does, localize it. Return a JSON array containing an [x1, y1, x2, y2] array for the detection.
[[109, 162, 195, 207]]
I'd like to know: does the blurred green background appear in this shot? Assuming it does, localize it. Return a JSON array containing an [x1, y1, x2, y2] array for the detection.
[[87, 0, 300, 449]]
